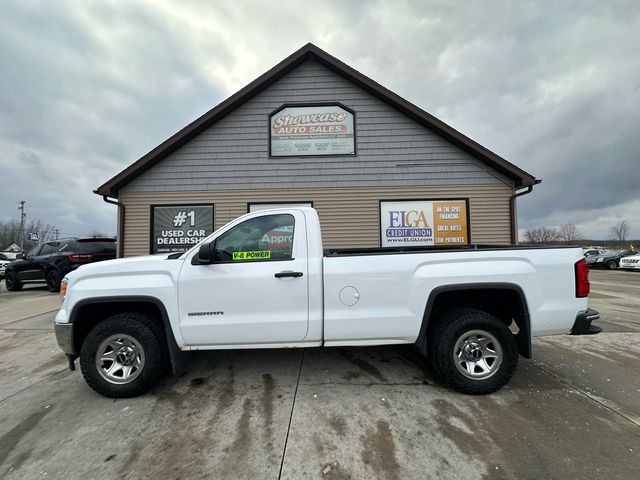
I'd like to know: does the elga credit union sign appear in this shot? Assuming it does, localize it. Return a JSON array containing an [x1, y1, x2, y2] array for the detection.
[[270, 105, 355, 156], [151, 205, 214, 254], [380, 200, 469, 247]]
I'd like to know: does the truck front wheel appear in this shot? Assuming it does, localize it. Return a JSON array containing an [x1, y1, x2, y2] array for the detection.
[[428, 309, 518, 394], [80, 313, 167, 398]]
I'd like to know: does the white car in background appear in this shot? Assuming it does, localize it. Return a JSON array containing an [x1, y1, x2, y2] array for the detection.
[[619, 253, 640, 271], [0, 251, 19, 278]]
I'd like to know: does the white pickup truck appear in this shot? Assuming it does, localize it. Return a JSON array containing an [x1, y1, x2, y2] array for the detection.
[[54, 207, 600, 398]]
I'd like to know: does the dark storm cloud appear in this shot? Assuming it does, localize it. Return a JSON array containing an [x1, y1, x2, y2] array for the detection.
[[1, 0, 638, 240], [0, 1, 227, 238], [327, 1, 640, 237]]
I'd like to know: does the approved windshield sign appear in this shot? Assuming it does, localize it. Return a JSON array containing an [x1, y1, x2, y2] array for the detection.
[[380, 200, 469, 247], [151, 205, 214, 254], [270, 105, 355, 156]]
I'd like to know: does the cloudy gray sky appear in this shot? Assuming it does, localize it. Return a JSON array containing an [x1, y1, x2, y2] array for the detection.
[[1, 0, 639, 241]]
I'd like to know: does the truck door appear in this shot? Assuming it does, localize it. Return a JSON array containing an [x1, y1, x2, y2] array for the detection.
[[178, 211, 309, 346]]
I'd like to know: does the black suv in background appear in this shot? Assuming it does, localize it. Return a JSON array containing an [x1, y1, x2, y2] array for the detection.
[[4, 238, 117, 292]]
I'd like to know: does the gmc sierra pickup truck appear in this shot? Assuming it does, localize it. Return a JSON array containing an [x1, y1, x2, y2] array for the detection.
[[54, 207, 600, 398]]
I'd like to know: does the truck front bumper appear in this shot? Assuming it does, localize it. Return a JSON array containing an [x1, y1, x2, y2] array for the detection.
[[54, 322, 74, 354], [54, 322, 77, 371], [570, 308, 602, 335]]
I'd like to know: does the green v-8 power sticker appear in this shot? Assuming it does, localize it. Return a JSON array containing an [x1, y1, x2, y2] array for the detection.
[[232, 250, 271, 260]]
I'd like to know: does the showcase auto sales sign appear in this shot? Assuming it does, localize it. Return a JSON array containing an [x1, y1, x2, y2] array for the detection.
[[270, 105, 355, 156]]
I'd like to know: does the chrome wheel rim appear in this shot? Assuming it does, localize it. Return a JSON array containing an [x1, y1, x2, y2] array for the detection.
[[95, 334, 145, 384], [453, 329, 503, 380]]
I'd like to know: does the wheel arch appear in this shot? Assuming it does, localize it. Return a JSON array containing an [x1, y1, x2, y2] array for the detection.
[[416, 283, 532, 359], [69, 296, 188, 375]]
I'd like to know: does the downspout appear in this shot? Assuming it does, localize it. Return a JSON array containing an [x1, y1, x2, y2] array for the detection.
[[510, 179, 542, 244], [97, 192, 125, 258]]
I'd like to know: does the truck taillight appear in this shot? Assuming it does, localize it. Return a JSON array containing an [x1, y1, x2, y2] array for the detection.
[[575, 258, 590, 297], [69, 254, 93, 263]]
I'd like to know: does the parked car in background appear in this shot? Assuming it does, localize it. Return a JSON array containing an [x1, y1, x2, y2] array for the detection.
[[4, 238, 116, 292], [0, 251, 18, 279], [586, 250, 637, 270], [619, 253, 640, 271]]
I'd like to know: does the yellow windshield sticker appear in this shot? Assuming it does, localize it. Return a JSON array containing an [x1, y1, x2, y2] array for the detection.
[[232, 250, 271, 261]]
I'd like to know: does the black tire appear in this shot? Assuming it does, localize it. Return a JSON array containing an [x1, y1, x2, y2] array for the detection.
[[428, 308, 518, 395], [80, 312, 168, 398], [5, 271, 23, 291], [46, 269, 61, 292], [606, 260, 617, 270]]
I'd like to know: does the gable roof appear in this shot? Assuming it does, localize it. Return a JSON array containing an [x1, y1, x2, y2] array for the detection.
[[95, 43, 538, 198]]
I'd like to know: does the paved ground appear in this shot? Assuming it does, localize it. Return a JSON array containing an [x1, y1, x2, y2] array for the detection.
[[0, 272, 639, 479]]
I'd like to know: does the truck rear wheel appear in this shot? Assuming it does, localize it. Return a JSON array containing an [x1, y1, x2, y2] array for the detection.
[[428, 309, 518, 394], [80, 313, 166, 398]]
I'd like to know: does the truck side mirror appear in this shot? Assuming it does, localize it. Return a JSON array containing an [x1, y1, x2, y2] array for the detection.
[[197, 242, 214, 264]]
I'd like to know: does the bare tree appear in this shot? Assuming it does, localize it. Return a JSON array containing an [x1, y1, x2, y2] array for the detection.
[[524, 228, 539, 244], [609, 220, 630, 248], [524, 226, 560, 244], [90, 230, 108, 238], [558, 223, 583, 244], [0, 219, 56, 250]]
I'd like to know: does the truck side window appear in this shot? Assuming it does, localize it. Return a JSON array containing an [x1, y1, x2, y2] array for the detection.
[[214, 214, 295, 262]]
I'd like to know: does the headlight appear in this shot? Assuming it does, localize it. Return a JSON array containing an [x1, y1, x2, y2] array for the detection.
[[60, 278, 69, 299]]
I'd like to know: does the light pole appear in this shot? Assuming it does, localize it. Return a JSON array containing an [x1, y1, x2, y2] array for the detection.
[[18, 200, 26, 250]]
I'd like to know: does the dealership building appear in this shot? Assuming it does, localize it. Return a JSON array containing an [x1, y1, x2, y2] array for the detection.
[[95, 43, 539, 257]]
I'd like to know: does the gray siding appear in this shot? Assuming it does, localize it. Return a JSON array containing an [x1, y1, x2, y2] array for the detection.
[[123, 59, 512, 193]]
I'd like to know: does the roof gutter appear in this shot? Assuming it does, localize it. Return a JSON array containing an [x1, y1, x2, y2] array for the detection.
[[97, 192, 125, 258], [510, 179, 542, 244]]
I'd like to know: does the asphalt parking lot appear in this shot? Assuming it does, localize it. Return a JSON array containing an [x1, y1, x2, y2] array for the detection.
[[1, 271, 639, 479]]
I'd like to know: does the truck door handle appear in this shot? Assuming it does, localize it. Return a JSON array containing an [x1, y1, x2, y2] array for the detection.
[[275, 271, 303, 278]]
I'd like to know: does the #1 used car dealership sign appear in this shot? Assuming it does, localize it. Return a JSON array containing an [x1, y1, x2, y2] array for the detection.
[[151, 205, 214, 254], [380, 200, 469, 247], [270, 105, 355, 156]]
